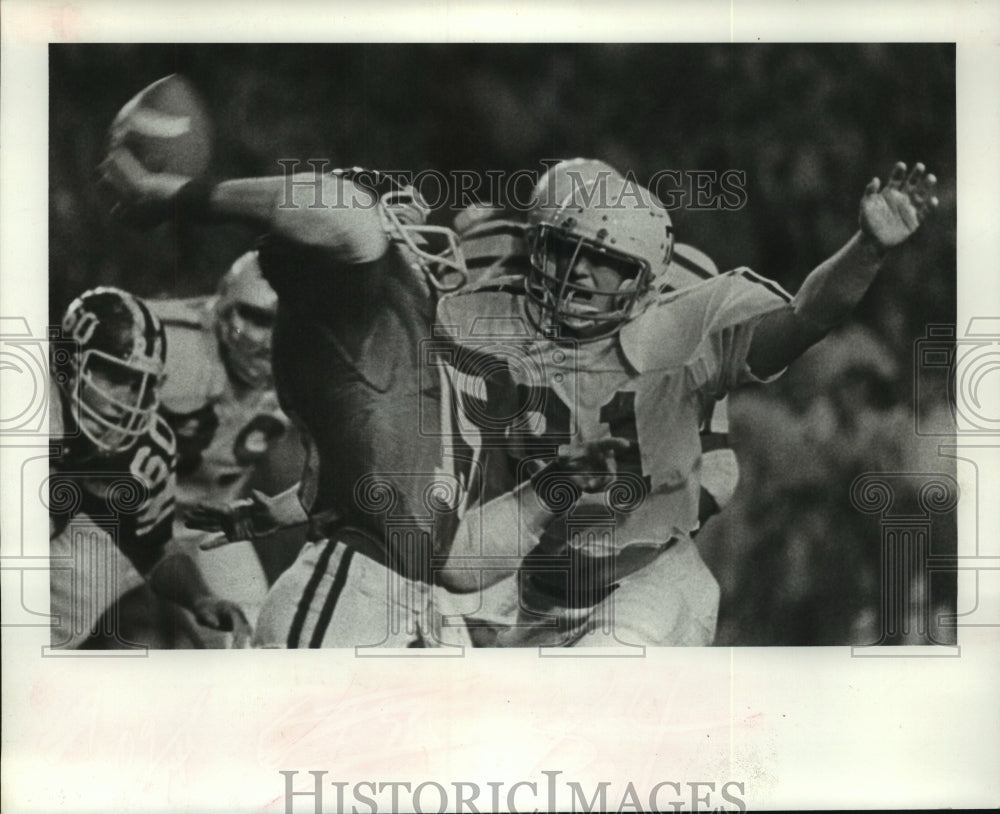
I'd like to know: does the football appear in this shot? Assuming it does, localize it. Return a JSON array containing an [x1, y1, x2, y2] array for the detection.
[[109, 74, 212, 176]]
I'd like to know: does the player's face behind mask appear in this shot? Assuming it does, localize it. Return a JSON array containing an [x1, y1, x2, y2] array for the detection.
[[74, 351, 160, 455], [218, 302, 275, 389], [527, 226, 648, 340]]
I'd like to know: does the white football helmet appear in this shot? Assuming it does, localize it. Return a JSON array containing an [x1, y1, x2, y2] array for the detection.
[[215, 250, 277, 388], [526, 158, 674, 339]]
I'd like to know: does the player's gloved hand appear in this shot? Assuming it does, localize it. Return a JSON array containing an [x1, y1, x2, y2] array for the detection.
[[556, 436, 632, 492], [97, 146, 191, 228], [859, 161, 938, 249], [530, 436, 632, 511], [188, 489, 282, 549], [191, 596, 253, 648]]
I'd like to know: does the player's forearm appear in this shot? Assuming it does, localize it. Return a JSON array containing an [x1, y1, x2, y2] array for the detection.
[[792, 231, 886, 330], [201, 174, 389, 263], [747, 231, 885, 377], [106, 148, 391, 264], [440, 480, 558, 591], [204, 176, 294, 224]]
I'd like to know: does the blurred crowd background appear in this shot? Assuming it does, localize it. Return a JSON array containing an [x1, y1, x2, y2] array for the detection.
[[49, 43, 957, 646]]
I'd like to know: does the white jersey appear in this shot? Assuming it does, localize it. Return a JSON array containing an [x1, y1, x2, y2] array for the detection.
[[149, 296, 290, 512], [149, 296, 292, 630], [436, 268, 790, 556]]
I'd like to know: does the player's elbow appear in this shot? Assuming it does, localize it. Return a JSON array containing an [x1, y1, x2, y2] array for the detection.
[[270, 175, 389, 263], [746, 305, 827, 379]]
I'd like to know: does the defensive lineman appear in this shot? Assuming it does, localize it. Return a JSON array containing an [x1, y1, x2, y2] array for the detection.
[[438, 157, 937, 646]]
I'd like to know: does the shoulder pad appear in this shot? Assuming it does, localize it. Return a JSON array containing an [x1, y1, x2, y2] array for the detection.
[[436, 275, 533, 344], [147, 296, 216, 329], [656, 242, 719, 292], [446, 272, 527, 299], [620, 267, 791, 372], [156, 311, 226, 414]]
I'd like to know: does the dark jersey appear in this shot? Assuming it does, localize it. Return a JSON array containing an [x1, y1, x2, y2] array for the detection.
[[50, 382, 177, 575], [258, 232, 462, 582]]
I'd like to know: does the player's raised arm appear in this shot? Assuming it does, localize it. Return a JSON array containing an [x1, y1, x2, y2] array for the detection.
[[746, 161, 939, 377], [98, 148, 389, 264]]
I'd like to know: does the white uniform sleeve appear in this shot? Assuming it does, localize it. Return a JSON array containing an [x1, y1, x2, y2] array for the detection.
[[688, 269, 792, 397]]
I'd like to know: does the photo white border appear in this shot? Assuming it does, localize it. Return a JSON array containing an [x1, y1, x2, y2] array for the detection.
[[2, 1, 998, 811]]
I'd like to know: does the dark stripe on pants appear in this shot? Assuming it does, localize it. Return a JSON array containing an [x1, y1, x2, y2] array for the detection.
[[309, 547, 356, 648], [287, 540, 337, 648]]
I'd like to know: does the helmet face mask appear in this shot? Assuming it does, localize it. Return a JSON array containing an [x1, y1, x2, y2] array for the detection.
[[215, 251, 277, 388], [526, 224, 650, 337], [74, 349, 160, 453], [58, 287, 166, 456], [216, 300, 275, 388], [525, 159, 674, 340], [330, 167, 468, 293], [379, 186, 467, 293]]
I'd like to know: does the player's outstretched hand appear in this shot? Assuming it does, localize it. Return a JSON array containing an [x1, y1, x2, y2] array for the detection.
[[189, 490, 281, 549], [97, 147, 190, 228], [192, 596, 253, 648], [859, 161, 939, 249]]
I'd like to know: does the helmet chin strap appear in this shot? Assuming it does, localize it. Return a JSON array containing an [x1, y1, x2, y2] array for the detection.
[[614, 277, 638, 309]]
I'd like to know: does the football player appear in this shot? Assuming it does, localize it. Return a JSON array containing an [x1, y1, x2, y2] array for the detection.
[[453, 202, 740, 527], [148, 251, 302, 631], [447, 204, 741, 643], [98, 153, 473, 648], [436, 157, 938, 647], [49, 286, 252, 648]]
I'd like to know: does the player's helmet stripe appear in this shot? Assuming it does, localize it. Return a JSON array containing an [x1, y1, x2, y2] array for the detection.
[[287, 539, 338, 648], [670, 251, 715, 280], [308, 547, 356, 648], [111, 286, 147, 357], [133, 296, 160, 360]]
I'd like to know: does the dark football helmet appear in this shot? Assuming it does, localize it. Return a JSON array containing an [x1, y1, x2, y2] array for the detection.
[[56, 286, 166, 454]]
